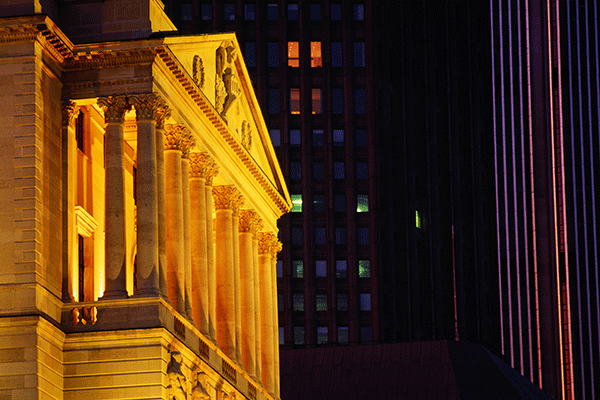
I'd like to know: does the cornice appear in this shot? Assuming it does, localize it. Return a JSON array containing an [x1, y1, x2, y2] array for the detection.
[[63, 48, 157, 71]]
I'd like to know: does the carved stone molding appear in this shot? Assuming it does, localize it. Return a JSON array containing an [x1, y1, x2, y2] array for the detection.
[[180, 127, 196, 159], [164, 124, 184, 151], [231, 191, 244, 215], [97, 95, 129, 124], [191, 370, 211, 400], [192, 55, 205, 90], [241, 120, 252, 151], [167, 351, 187, 400], [61, 100, 79, 127], [271, 238, 283, 259], [212, 186, 241, 211]]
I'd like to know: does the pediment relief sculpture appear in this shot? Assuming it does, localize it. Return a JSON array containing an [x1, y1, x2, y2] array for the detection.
[[193, 55, 205, 90], [167, 351, 188, 400], [191, 371, 212, 400], [215, 40, 241, 124]]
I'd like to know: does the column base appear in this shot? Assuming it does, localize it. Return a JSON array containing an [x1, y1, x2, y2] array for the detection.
[[100, 291, 129, 300], [132, 289, 162, 298]]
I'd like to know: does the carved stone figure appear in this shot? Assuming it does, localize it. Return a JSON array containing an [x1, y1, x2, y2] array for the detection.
[[167, 351, 187, 400], [215, 41, 241, 123], [192, 55, 205, 89], [191, 371, 211, 400], [241, 120, 252, 151]]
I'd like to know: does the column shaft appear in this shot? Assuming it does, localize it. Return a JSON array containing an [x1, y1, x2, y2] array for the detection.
[[271, 240, 282, 398], [232, 206, 242, 365], [182, 157, 193, 319], [155, 106, 170, 298], [206, 184, 217, 341], [253, 233, 262, 382], [258, 246, 274, 394]]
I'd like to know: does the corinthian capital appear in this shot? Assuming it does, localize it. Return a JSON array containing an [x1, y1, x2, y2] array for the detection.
[[163, 124, 183, 151], [129, 93, 168, 122], [180, 127, 196, 159], [258, 232, 275, 255], [212, 186, 241, 211], [190, 153, 219, 185], [61, 100, 79, 127], [97, 95, 129, 124], [239, 210, 263, 235]]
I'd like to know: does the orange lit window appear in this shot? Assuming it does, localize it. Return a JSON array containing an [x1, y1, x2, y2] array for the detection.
[[288, 41, 299, 67], [290, 88, 300, 114], [312, 88, 322, 114], [311, 41, 322, 67]]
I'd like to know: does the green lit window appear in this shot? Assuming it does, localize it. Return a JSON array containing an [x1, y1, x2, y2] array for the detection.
[[316, 294, 327, 311], [293, 293, 304, 311], [416, 210, 421, 229], [357, 194, 369, 212], [291, 194, 303, 212], [358, 260, 370, 278], [292, 260, 303, 278]]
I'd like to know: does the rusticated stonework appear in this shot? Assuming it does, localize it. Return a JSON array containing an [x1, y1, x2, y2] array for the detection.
[[97, 95, 129, 123]]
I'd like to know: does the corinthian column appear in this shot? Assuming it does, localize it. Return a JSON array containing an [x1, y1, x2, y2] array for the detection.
[[232, 192, 244, 365], [98, 96, 129, 299], [253, 217, 264, 383], [258, 232, 276, 395], [155, 103, 171, 298], [205, 161, 219, 342], [129, 93, 165, 296], [271, 238, 283, 398], [180, 130, 196, 321], [164, 124, 185, 315], [189, 153, 207, 333], [213, 185, 240, 360], [239, 210, 261, 377]]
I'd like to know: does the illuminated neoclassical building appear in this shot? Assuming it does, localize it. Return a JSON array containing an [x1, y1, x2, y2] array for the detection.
[[0, 0, 290, 399]]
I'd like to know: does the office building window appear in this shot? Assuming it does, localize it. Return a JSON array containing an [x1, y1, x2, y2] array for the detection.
[[312, 89, 322, 113], [279, 327, 284, 344], [357, 194, 369, 212], [313, 129, 324, 146], [294, 326, 305, 344], [244, 4, 255, 20], [276, 260, 283, 278], [268, 89, 279, 114], [336, 260, 347, 278], [338, 326, 349, 343], [314, 195, 325, 212], [201, 4, 212, 20], [278, 293, 283, 311], [224, 3, 235, 20], [333, 129, 344, 146], [316, 295, 327, 311], [181, 3, 192, 20], [311, 42, 322, 67], [337, 293, 348, 310], [335, 227, 346, 245], [354, 42, 365, 67], [268, 42, 278, 67], [313, 162, 324, 179], [356, 129, 367, 146], [288, 3, 299, 20], [331, 4, 342, 20], [316, 260, 327, 277], [359, 260, 371, 278], [358, 227, 369, 245], [291, 194, 302, 212], [244, 42, 256, 67], [360, 293, 371, 310], [356, 161, 368, 179], [355, 88, 366, 114], [269, 129, 280, 146], [310, 4, 321, 20], [292, 260, 304, 278], [354, 4, 364, 20], [331, 42, 342, 67], [334, 162, 345, 179], [290, 88, 300, 114], [293, 293, 304, 311], [288, 41, 299, 67], [267, 3, 278, 20], [361, 327, 373, 343], [334, 194, 345, 212], [292, 227, 303, 245], [333, 88, 344, 114], [290, 161, 302, 180], [315, 227, 326, 245], [290, 129, 301, 146], [317, 326, 328, 344]]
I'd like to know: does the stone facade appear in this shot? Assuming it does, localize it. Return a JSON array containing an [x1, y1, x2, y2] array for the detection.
[[0, 1, 290, 399]]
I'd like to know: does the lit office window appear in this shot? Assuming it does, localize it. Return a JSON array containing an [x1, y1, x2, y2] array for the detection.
[[201, 4, 212, 20], [317, 326, 328, 344], [290, 88, 300, 114], [331, 42, 342, 67], [336, 260, 347, 278], [316, 295, 327, 312], [269, 129, 280, 146], [267, 3, 278, 20], [268, 42, 278, 67], [310, 4, 321, 20], [356, 162, 368, 179], [288, 3, 299, 20], [313, 162, 324, 179], [335, 227, 346, 245], [334, 194, 345, 212], [354, 4, 364, 20], [224, 3, 235, 20], [358, 227, 369, 245], [315, 227, 326, 245], [294, 326, 305, 344], [268, 89, 279, 114], [332, 88, 344, 114], [357, 194, 369, 212], [316, 260, 327, 277], [313, 129, 324, 146], [293, 293, 304, 311], [312, 89, 322, 114], [244, 42, 256, 67], [291, 194, 303, 212], [355, 88, 366, 114], [416, 210, 422, 229], [358, 260, 371, 278], [354, 42, 365, 67], [181, 3, 192, 20], [337, 293, 348, 310], [360, 293, 371, 310], [244, 4, 255, 20], [334, 162, 345, 179], [356, 129, 367, 146], [292, 260, 304, 278], [333, 129, 344, 146], [331, 4, 342, 20], [338, 326, 349, 343], [290, 129, 301, 146], [314, 194, 325, 212], [311, 42, 322, 67], [290, 161, 302, 180], [288, 41, 299, 67], [292, 227, 303, 245], [276, 260, 283, 278]]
